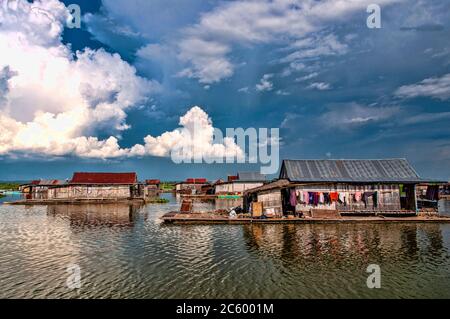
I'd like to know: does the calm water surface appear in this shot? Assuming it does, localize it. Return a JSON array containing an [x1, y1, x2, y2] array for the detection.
[[1, 194, 450, 299]]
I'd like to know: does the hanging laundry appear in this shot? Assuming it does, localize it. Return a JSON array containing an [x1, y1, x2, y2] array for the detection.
[[290, 189, 297, 207], [323, 193, 331, 205], [330, 192, 338, 202], [308, 192, 314, 205], [313, 192, 320, 206], [304, 191, 310, 205], [354, 192, 362, 202], [338, 192, 346, 204], [319, 192, 325, 204], [373, 191, 378, 208]]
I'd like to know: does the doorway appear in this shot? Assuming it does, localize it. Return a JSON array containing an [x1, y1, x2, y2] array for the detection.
[[281, 188, 295, 216]]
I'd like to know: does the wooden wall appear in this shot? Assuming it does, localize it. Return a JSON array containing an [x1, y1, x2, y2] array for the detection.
[[175, 183, 205, 193], [48, 185, 132, 199], [257, 189, 283, 216], [215, 182, 264, 194]]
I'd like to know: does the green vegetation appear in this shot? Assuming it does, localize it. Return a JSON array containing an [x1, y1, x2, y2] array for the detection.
[[146, 197, 170, 204], [160, 182, 176, 191], [0, 183, 21, 191]]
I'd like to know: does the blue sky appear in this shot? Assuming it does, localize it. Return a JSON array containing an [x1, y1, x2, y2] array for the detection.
[[0, 0, 449, 181]]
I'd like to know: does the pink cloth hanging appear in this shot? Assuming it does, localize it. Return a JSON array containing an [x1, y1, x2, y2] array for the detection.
[[303, 191, 309, 204], [319, 192, 324, 204]]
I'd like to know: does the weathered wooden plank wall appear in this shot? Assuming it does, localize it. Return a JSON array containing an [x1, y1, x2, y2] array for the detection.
[[48, 186, 131, 199]]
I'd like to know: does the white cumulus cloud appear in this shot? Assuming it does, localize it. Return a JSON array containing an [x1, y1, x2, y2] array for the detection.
[[138, 106, 244, 161], [0, 0, 160, 158], [0, 1, 243, 161], [255, 74, 274, 92], [307, 82, 331, 90], [395, 73, 450, 100]]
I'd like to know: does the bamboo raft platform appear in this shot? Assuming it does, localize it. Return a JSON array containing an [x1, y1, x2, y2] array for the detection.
[[4, 198, 146, 205], [161, 212, 450, 225]]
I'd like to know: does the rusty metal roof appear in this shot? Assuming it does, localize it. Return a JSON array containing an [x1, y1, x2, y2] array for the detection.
[[70, 172, 137, 185], [280, 159, 427, 183], [244, 179, 290, 194], [30, 179, 67, 186]]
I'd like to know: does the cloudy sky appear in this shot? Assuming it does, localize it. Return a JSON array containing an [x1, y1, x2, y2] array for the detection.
[[0, 0, 449, 181]]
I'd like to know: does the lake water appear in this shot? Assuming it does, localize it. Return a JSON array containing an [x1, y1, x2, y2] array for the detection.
[[1, 194, 450, 299]]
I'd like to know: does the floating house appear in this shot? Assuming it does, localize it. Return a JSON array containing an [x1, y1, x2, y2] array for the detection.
[[175, 178, 209, 194], [21, 173, 145, 201], [244, 159, 441, 218], [214, 172, 266, 195], [53, 172, 142, 200], [145, 179, 161, 197], [20, 179, 68, 200]]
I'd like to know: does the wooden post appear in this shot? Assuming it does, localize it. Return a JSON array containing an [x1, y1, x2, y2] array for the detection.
[[413, 184, 418, 215]]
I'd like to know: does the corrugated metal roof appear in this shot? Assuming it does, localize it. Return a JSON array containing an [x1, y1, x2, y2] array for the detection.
[[244, 179, 290, 194], [30, 179, 67, 186], [70, 172, 137, 185], [280, 159, 426, 183], [237, 172, 266, 182]]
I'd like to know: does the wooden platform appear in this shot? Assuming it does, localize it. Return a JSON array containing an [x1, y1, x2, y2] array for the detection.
[[4, 198, 146, 205], [339, 210, 418, 217], [161, 212, 450, 225]]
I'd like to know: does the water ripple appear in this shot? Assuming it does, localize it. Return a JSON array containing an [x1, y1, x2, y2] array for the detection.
[[1, 196, 450, 298]]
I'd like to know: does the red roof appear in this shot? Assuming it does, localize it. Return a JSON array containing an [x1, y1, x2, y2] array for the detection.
[[186, 178, 207, 184], [146, 179, 161, 185], [70, 172, 137, 185], [228, 175, 238, 182]]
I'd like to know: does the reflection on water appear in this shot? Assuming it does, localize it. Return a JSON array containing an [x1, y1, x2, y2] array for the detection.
[[47, 204, 142, 228], [0, 195, 450, 299], [243, 223, 447, 263]]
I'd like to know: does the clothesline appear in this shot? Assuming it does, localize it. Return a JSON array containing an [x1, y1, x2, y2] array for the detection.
[[290, 190, 378, 208]]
